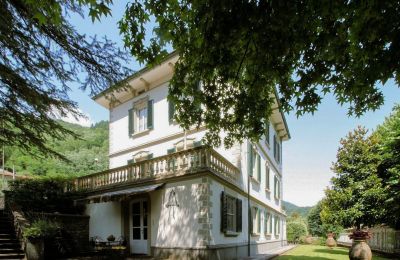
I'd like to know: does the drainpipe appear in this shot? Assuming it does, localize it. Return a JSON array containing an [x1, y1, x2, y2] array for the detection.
[[247, 144, 251, 257]]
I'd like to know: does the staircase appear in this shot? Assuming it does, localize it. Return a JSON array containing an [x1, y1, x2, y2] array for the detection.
[[0, 210, 24, 259]]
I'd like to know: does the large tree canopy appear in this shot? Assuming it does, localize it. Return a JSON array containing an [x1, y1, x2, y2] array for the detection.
[[0, 0, 129, 159], [119, 0, 400, 147]]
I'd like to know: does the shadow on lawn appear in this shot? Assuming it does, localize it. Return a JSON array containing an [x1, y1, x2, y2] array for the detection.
[[313, 248, 348, 256], [274, 256, 337, 260]]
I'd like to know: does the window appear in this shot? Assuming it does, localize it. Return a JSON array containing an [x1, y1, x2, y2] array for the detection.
[[275, 217, 280, 237], [221, 192, 242, 234], [265, 121, 270, 145], [247, 142, 261, 182], [273, 135, 281, 163], [251, 207, 261, 235], [265, 163, 270, 190], [274, 175, 281, 199], [137, 107, 147, 132], [128, 99, 154, 136], [264, 211, 271, 235], [270, 214, 274, 235]]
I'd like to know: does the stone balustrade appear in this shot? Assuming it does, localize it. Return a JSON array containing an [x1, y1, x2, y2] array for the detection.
[[73, 146, 239, 191]]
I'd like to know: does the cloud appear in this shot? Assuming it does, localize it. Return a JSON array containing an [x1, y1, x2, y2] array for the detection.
[[52, 108, 93, 127]]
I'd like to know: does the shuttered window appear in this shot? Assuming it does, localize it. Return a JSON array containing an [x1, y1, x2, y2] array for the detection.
[[265, 121, 270, 145], [270, 214, 274, 235], [221, 192, 242, 234], [248, 142, 261, 182], [264, 211, 271, 234], [251, 207, 261, 235], [265, 164, 270, 190], [129, 99, 154, 136], [274, 176, 281, 199], [275, 217, 280, 236]]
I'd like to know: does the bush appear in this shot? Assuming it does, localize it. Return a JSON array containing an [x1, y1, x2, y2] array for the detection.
[[287, 221, 308, 243], [24, 219, 60, 239], [5, 177, 85, 214]]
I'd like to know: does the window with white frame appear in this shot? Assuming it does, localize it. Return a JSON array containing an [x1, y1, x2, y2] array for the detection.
[[248, 142, 261, 182], [264, 211, 271, 235], [128, 98, 154, 136], [275, 217, 280, 237], [274, 175, 281, 199], [265, 163, 270, 191], [252, 207, 261, 235], [265, 121, 270, 145]]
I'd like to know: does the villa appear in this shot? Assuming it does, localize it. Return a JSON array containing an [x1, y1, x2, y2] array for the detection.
[[77, 53, 291, 259]]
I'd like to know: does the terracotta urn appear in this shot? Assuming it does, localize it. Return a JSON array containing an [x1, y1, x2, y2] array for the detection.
[[326, 233, 336, 248], [305, 235, 313, 244], [349, 230, 372, 260]]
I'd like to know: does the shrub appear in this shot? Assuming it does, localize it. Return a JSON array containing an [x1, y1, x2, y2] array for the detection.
[[23, 219, 60, 239], [287, 221, 307, 243], [5, 177, 85, 214]]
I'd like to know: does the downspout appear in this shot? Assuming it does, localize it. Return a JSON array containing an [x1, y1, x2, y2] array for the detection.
[[247, 143, 251, 257]]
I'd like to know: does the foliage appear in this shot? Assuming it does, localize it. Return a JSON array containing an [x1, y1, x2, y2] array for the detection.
[[23, 219, 60, 240], [322, 126, 386, 229], [286, 221, 307, 243], [5, 178, 84, 214], [374, 105, 400, 229], [0, 0, 129, 159], [118, 1, 400, 147], [307, 200, 324, 237], [5, 121, 108, 177], [283, 201, 311, 218], [0, 179, 8, 196]]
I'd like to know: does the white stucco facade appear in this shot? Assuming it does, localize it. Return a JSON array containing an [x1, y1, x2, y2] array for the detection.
[[84, 53, 290, 258]]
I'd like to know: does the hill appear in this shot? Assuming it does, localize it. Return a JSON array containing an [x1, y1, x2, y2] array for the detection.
[[4, 121, 109, 177], [283, 200, 312, 217]]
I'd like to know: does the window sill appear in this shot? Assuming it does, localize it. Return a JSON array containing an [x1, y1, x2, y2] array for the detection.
[[224, 231, 239, 237], [131, 129, 151, 138]]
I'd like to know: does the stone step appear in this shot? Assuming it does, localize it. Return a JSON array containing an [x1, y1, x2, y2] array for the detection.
[[0, 243, 20, 249], [0, 233, 16, 239], [0, 248, 24, 254], [0, 253, 24, 259]]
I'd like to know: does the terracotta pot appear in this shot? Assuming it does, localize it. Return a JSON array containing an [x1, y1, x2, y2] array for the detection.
[[305, 236, 313, 244], [326, 233, 336, 248], [349, 230, 372, 260]]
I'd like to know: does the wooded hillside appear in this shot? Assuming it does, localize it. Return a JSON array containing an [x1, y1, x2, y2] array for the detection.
[[4, 121, 109, 177]]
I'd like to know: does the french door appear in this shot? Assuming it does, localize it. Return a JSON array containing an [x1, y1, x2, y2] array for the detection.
[[130, 199, 148, 254]]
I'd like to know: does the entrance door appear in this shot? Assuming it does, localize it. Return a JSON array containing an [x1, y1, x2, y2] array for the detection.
[[130, 199, 148, 254]]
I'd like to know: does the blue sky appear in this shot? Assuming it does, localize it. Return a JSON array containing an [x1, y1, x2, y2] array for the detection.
[[69, 2, 400, 207]]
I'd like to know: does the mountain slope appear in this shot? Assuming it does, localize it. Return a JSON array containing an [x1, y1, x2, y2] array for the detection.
[[5, 121, 109, 177], [283, 200, 312, 217]]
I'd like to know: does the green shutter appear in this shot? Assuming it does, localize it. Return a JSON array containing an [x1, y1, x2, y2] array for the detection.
[[265, 121, 270, 144], [266, 165, 270, 190], [273, 135, 277, 160], [274, 176, 278, 198], [128, 108, 134, 136], [147, 100, 154, 129], [257, 154, 261, 181], [247, 142, 253, 177], [127, 159, 134, 165], [269, 214, 273, 233], [236, 198, 242, 232], [257, 208, 261, 233], [167, 147, 176, 154], [221, 191, 227, 232], [168, 100, 175, 123]]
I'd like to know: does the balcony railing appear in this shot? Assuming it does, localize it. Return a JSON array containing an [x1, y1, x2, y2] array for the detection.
[[73, 146, 239, 191]]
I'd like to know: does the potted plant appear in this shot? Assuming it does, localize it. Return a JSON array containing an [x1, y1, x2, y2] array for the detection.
[[107, 234, 116, 242], [23, 219, 60, 260], [349, 229, 372, 260]]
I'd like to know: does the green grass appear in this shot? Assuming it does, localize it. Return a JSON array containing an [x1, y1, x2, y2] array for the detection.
[[274, 245, 392, 260]]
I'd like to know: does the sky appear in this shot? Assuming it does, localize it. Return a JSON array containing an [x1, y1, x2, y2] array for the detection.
[[68, 2, 400, 207]]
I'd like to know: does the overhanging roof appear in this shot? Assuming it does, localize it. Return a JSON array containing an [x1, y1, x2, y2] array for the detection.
[[86, 183, 164, 203], [93, 52, 290, 140]]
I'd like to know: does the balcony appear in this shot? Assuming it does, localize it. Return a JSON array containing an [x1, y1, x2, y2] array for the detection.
[[73, 146, 240, 192]]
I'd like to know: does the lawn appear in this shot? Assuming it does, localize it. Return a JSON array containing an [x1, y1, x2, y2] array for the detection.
[[274, 245, 392, 260]]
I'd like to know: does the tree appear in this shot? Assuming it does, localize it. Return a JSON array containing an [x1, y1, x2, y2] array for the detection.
[[307, 200, 324, 237], [375, 105, 400, 229], [119, 1, 400, 147], [322, 127, 387, 229], [0, 0, 129, 159], [286, 221, 307, 243]]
